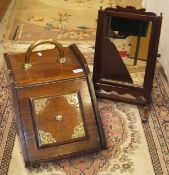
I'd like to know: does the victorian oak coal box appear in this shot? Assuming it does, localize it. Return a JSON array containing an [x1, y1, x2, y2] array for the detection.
[[4, 40, 106, 167]]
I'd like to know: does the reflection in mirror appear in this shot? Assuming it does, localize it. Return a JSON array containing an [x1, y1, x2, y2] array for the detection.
[[93, 7, 162, 106], [101, 16, 152, 86]]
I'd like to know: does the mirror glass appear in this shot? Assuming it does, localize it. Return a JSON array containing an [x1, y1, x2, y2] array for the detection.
[[100, 16, 152, 87]]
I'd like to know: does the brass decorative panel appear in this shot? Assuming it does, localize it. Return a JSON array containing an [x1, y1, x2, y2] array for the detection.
[[31, 92, 88, 148], [72, 122, 85, 139], [39, 130, 56, 145], [63, 93, 79, 107], [33, 98, 48, 114]]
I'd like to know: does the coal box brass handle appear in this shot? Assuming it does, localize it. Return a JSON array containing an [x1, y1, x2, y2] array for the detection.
[[22, 39, 67, 69]]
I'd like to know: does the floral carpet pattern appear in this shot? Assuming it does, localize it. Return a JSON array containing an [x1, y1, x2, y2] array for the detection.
[[0, 42, 168, 175], [5, 0, 142, 42], [0, 43, 154, 175], [1, 0, 169, 174], [140, 66, 169, 175], [0, 63, 16, 175]]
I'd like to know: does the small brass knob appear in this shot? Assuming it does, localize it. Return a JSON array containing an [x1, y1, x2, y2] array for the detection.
[[55, 115, 64, 121]]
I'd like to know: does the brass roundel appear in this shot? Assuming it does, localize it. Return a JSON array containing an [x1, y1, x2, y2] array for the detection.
[[55, 115, 64, 121]]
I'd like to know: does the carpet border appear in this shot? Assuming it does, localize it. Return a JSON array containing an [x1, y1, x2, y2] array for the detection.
[[0, 120, 16, 175]]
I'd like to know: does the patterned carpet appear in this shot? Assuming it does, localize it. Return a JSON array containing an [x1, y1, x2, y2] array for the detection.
[[0, 47, 153, 175], [0, 60, 16, 175], [140, 64, 169, 175], [0, 0, 169, 175], [0, 42, 169, 175], [5, 0, 142, 42]]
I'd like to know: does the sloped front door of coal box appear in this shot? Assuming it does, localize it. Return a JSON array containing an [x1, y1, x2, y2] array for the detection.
[[17, 78, 102, 166]]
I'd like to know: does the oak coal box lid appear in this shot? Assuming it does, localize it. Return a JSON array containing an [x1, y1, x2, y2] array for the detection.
[[4, 39, 106, 167]]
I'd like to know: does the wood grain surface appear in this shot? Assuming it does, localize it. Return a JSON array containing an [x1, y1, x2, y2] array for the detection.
[[0, 0, 12, 21], [4, 44, 106, 167], [93, 6, 162, 105]]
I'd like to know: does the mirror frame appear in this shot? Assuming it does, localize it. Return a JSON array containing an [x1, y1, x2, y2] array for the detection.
[[93, 6, 162, 105]]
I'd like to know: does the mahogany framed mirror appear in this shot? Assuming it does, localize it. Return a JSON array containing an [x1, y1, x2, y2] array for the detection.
[[93, 6, 162, 105]]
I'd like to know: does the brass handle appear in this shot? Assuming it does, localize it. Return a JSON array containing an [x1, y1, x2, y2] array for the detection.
[[22, 39, 67, 69]]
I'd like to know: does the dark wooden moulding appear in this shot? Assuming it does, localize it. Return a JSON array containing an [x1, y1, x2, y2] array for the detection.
[[4, 42, 106, 167], [93, 6, 162, 106]]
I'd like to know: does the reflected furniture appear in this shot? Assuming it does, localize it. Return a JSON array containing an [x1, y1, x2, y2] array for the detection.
[[93, 6, 162, 106]]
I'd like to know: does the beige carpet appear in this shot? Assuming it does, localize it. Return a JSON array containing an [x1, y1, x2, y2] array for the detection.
[[8, 103, 154, 175], [0, 43, 155, 175], [1, 1, 169, 175], [1, 41, 169, 175], [5, 0, 142, 43]]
